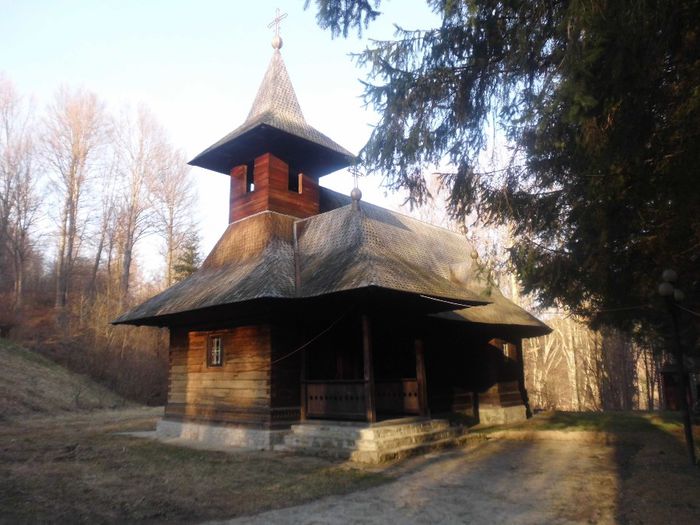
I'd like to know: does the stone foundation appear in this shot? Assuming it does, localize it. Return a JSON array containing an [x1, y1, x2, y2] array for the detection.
[[156, 419, 288, 450], [478, 404, 527, 425]]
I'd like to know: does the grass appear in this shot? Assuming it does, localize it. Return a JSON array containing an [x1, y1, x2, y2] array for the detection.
[[476, 409, 690, 434], [0, 338, 126, 420], [524, 410, 683, 432], [0, 408, 388, 523]]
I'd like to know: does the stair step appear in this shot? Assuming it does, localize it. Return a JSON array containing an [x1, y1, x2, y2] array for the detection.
[[290, 419, 450, 441], [282, 426, 460, 451], [279, 417, 485, 463]]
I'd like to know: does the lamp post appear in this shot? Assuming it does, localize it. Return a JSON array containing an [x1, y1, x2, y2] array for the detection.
[[658, 269, 696, 466]]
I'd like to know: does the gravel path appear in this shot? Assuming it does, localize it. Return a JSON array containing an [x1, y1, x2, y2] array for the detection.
[[213, 438, 619, 524]]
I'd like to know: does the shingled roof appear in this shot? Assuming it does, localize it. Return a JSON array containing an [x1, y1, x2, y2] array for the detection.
[[189, 48, 355, 176], [114, 189, 550, 337]]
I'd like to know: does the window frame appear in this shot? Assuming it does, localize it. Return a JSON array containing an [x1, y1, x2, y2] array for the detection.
[[207, 334, 225, 368]]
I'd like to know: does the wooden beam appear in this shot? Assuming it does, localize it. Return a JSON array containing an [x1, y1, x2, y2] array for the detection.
[[362, 314, 377, 423], [300, 332, 308, 421], [415, 338, 430, 418]]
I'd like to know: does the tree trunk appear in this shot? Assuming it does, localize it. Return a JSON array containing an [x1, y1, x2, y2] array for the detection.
[[89, 230, 105, 298]]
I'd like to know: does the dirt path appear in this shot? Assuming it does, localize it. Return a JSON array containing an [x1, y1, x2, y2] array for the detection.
[[215, 439, 619, 525]]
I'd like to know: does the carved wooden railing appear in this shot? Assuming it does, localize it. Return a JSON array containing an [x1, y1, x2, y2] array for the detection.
[[305, 380, 366, 419], [305, 378, 420, 419], [376, 379, 420, 415]]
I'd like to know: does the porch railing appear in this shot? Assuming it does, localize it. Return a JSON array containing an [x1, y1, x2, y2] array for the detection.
[[376, 379, 420, 415], [306, 380, 366, 419], [304, 379, 420, 419]]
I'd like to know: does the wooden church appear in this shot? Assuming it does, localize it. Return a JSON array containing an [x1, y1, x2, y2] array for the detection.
[[114, 31, 550, 454]]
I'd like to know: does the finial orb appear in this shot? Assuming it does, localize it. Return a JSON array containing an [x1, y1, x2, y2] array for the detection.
[[351, 187, 362, 201], [272, 35, 283, 49]]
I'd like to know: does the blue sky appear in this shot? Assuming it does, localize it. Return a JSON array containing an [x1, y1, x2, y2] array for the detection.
[[1, 0, 440, 273]]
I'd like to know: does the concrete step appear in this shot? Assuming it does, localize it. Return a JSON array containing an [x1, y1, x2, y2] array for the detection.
[[289, 419, 450, 441], [362, 427, 463, 452], [349, 432, 484, 464], [283, 423, 454, 451], [279, 419, 481, 463]]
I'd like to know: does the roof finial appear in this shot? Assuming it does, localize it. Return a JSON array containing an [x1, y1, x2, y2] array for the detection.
[[268, 8, 288, 50], [350, 166, 363, 211]]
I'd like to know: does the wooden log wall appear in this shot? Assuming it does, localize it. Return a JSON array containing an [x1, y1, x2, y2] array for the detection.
[[229, 153, 320, 222], [164, 325, 274, 428], [477, 381, 523, 408]]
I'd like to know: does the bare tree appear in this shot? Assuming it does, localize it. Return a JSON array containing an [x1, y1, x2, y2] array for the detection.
[[0, 75, 40, 308], [43, 87, 107, 308], [113, 105, 170, 299], [150, 149, 196, 286], [87, 155, 119, 298], [8, 156, 41, 308]]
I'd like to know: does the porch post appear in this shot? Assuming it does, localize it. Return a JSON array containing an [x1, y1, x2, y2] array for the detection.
[[415, 338, 430, 417], [362, 314, 377, 423], [300, 344, 308, 421]]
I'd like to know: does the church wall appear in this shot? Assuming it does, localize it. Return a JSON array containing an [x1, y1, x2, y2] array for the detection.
[[164, 324, 274, 428]]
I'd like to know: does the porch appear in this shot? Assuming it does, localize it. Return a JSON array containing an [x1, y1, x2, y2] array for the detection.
[[299, 314, 430, 423]]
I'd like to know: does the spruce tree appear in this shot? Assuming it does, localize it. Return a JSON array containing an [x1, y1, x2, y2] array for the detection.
[[310, 0, 700, 335]]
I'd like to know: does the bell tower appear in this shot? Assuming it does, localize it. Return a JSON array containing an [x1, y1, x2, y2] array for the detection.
[[189, 17, 355, 222]]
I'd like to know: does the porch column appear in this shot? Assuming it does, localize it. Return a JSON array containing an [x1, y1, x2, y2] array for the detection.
[[362, 314, 377, 423], [415, 338, 430, 417], [300, 340, 308, 421]]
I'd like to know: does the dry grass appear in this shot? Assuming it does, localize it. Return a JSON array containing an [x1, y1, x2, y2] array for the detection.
[[0, 339, 126, 421], [0, 408, 387, 524]]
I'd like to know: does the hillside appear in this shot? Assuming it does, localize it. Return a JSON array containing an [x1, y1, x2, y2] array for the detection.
[[0, 338, 126, 420]]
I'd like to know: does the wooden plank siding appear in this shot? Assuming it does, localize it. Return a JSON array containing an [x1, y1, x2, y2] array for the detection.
[[478, 381, 524, 408], [229, 153, 320, 223], [164, 324, 276, 428]]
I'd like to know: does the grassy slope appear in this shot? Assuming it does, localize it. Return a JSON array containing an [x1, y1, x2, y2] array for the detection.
[[0, 338, 126, 420]]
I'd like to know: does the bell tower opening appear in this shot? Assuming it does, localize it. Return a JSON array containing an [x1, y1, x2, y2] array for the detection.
[[288, 168, 302, 194], [246, 160, 255, 193]]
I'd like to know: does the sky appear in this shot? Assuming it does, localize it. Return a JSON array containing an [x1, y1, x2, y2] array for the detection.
[[1, 0, 441, 277]]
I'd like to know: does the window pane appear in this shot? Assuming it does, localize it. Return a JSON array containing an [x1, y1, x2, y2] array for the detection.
[[210, 336, 223, 366]]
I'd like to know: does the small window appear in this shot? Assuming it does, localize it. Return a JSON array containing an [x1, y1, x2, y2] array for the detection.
[[288, 168, 302, 194], [245, 161, 255, 193], [208, 335, 224, 367]]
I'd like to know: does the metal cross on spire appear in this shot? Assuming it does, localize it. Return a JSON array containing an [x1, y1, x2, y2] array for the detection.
[[267, 8, 288, 37]]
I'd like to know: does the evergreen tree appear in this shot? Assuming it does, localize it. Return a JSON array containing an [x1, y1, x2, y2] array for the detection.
[[310, 0, 700, 334], [172, 234, 201, 283]]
